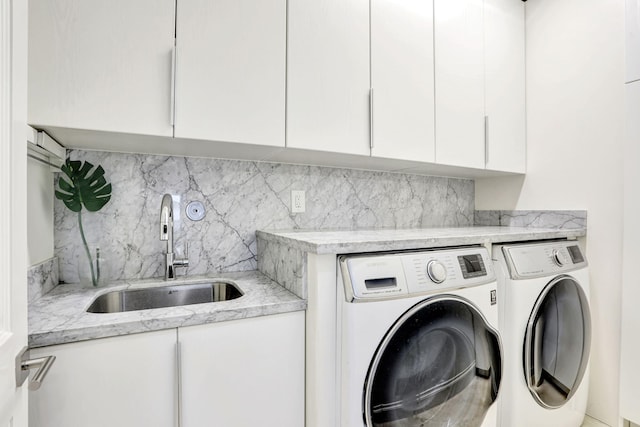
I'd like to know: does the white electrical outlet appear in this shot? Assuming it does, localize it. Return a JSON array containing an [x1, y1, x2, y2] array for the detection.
[[291, 190, 305, 213]]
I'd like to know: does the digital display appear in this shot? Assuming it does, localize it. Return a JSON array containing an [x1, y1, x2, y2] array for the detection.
[[462, 255, 483, 272], [365, 277, 397, 290], [567, 245, 584, 264], [458, 254, 487, 278]]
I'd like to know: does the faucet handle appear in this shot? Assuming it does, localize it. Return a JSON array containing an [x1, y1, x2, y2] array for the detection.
[[174, 242, 189, 269]]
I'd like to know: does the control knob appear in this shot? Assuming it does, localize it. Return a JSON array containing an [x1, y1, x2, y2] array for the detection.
[[427, 260, 447, 284], [552, 249, 566, 267]]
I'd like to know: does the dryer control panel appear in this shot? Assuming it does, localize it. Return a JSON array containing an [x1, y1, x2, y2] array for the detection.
[[502, 240, 588, 280], [339, 247, 496, 302]]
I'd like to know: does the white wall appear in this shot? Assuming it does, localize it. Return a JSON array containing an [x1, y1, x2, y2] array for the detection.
[[27, 158, 54, 266], [476, 0, 625, 425]]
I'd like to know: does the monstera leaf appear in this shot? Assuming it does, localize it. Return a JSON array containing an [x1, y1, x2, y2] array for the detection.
[[55, 159, 112, 212], [55, 159, 112, 286]]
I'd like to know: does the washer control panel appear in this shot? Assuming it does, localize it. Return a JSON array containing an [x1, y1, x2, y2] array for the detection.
[[502, 240, 588, 280], [339, 246, 495, 302]]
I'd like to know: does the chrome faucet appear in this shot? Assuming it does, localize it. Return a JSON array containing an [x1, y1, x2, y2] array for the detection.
[[160, 194, 189, 280]]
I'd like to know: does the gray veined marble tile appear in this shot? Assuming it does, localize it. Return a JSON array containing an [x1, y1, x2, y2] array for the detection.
[[27, 257, 59, 302], [499, 210, 587, 229], [256, 227, 587, 255], [28, 271, 306, 347], [473, 210, 501, 227], [55, 150, 475, 284], [255, 226, 587, 299], [474, 210, 587, 229], [257, 238, 307, 299]]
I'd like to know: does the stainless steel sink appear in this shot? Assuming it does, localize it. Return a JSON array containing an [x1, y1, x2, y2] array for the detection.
[[86, 281, 243, 313]]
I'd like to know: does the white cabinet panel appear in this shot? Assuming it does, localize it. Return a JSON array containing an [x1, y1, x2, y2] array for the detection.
[[620, 81, 640, 424], [434, 0, 485, 169], [175, 0, 286, 146], [28, 0, 175, 137], [371, 0, 435, 162], [27, 0, 525, 176], [287, 0, 370, 155], [484, 0, 526, 173], [627, 0, 640, 83], [180, 312, 304, 427], [29, 330, 177, 427]]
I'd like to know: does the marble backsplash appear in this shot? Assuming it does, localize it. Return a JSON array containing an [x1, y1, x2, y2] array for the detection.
[[28, 257, 59, 302], [474, 210, 587, 229], [55, 150, 474, 284]]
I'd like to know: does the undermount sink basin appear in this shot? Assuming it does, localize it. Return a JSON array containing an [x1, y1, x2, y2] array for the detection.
[[86, 281, 243, 313]]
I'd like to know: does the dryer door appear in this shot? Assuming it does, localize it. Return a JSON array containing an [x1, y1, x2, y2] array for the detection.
[[363, 296, 502, 427], [524, 275, 591, 409]]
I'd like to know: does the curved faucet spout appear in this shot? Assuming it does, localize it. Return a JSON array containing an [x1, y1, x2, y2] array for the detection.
[[159, 194, 189, 280], [160, 194, 173, 243]]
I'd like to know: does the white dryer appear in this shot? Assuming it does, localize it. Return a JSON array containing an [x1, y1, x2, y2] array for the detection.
[[493, 240, 591, 427], [337, 246, 503, 427]]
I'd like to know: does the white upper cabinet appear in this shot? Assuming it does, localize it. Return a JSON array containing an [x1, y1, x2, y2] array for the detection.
[[434, 0, 525, 172], [27, 0, 525, 177], [627, 0, 640, 83], [434, 0, 485, 169], [28, 0, 175, 137], [287, 0, 370, 155], [484, 0, 526, 173], [174, 0, 286, 146], [371, 0, 436, 162]]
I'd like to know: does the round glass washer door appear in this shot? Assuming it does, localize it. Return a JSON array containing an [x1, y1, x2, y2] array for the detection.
[[363, 296, 502, 427], [524, 275, 591, 409]]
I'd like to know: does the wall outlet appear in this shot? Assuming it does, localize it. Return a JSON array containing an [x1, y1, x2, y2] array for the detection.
[[291, 190, 305, 213]]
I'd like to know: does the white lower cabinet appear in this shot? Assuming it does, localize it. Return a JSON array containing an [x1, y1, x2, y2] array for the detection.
[[29, 329, 178, 427], [179, 311, 305, 427], [29, 312, 304, 427]]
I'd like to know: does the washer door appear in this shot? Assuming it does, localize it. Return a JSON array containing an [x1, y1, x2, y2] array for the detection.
[[524, 275, 591, 408], [363, 296, 502, 427]]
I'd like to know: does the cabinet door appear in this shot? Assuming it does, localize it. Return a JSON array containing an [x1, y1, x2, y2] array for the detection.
[[29, 330, 177, 427], [620, 81, 640, 424], [484, 0, 526, 173], [628, 0, 640, 83], [175, 0, 286, 146], [371, 0, 435, 162], [434, 0, 485, 169], [180, 312, 304, 427], [28, 0, 175, 137], [287, 0, 370, 155]]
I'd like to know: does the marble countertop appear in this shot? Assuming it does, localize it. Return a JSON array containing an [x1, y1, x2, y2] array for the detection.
[[29, 270, 306, 348], [256, 226, 586, 254]]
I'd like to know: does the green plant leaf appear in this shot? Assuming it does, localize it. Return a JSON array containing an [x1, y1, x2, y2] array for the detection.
[[55, 159, 112, 213]]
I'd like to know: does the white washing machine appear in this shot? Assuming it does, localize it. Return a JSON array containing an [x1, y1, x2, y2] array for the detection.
[[493, 240, 591, 427], [337, 246, 503, 427]]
